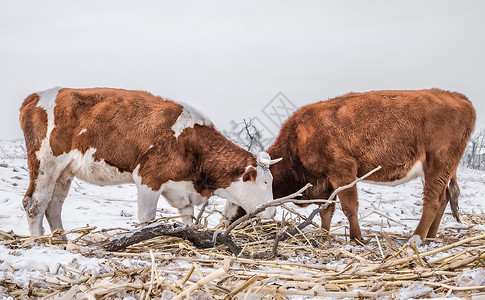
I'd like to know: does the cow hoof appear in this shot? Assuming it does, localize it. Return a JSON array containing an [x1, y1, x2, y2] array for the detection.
[[408, 235, 423, 248]]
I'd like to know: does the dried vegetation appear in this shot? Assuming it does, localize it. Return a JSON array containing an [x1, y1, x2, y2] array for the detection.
[[1, 210, 485, 299]]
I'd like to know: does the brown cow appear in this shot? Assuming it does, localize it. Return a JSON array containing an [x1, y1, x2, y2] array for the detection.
[[225, 89, 475, 246], [19, 87, 280, 236]]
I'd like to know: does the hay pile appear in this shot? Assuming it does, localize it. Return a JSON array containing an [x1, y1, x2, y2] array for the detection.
[[1, 208, 485, 299]]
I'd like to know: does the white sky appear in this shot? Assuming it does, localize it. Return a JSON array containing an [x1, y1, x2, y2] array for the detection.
[[1, 0, 484, 140]]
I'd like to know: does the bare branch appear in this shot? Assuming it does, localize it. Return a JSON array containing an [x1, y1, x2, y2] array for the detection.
[[222, 183, 313, 239]]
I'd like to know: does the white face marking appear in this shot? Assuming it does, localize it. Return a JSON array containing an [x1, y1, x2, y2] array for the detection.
[[78, 129, 87, 136], [36, 87, 62, 137], [171, 103, 212, 139], [365, 161, 424, 187], [215, 164, 276, 220]]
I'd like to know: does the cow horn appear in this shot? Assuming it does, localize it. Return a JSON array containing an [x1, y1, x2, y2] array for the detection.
[[258, 157, 283, 166]]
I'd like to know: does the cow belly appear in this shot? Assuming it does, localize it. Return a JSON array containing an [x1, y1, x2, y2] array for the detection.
[[67, 148, 134, 186], [364, 161, 424, 186]]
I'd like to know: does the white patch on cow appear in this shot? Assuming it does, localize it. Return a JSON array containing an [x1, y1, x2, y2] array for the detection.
[[78, 129, 87, 136], [171, 102, 212, 139], [132, 165, 161, 222], [161, 180, 207, 224], [67, 148, 133, 186], [365, 161, 424, 187], [162, 181, 206, 207], [214, 164, 276, 220], [36, 87, 62, 137]]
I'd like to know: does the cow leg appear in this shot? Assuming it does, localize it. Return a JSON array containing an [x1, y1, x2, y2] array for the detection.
[[23, 174, 57, 236], [219, 202, 246, 227], [136, 186, 161, 223], [319, 202, 336, 232], [410, 169, 451, 247], [178, 205, 194, 224], [45, 175, 73, 236], [426, 187, 447, 238], [336, 185, 362, 241], [328, 161, 362, 241]]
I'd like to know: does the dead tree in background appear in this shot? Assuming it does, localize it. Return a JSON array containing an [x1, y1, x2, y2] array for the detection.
[[463, 129, 485, 170], [223, 118, 265, 153]]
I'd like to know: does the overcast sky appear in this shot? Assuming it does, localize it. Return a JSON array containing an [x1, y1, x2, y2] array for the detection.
[[1, 1, 484, 141]]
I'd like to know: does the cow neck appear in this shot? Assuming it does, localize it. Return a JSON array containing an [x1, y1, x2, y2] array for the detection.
[[188, 125, 255, 197]]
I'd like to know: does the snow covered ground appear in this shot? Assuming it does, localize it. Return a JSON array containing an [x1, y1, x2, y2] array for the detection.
[[1, 139, 485, 299]]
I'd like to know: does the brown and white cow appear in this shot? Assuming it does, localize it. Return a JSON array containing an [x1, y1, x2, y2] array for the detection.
[[226, 89, 475, 246], [19, 87, 280, 236]]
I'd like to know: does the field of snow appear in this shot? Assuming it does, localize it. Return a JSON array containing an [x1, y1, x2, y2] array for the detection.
[[1, 139, 485, 299]]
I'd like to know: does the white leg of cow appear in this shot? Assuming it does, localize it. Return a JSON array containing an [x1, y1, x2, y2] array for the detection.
[[45, 176, 72, 235], [218, 202, 243, 228], [25, 181, 56, 236], [178, 205, 194, 224], [136, 185, 161, 223]]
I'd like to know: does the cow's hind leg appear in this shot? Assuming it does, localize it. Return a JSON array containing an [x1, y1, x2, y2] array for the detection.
[[23, 173, 57, 236], [427, 173, 460, 238], [426, 186, 447, 238], [411, 161, 452, 247], [45, 174, 73, 237]]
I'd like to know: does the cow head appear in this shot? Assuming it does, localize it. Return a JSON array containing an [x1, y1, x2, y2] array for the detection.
[[216, 152, 281, 220]]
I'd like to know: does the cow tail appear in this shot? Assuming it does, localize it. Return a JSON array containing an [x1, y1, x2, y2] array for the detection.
[[447, 174, 461, 223]]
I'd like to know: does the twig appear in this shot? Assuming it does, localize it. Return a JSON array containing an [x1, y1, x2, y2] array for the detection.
[[223, 183, 314, 239], [144, 250, 155, 300], [375, 234, 385, 259]]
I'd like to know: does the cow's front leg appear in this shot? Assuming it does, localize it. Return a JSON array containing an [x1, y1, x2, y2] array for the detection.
[[219, 202, 244, 228], [328, 162, 361, 242], [178, 205, 194, 224], [319, 202, 336, 233], [136, 186, 161, 223], [335, 185, 361, 241]]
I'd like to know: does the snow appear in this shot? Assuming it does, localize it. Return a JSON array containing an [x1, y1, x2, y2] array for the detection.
[[456, 268, 485, 287], [398, 283, 433, 299], [0, 245, 103, 289], [1, 139, 485, 298]]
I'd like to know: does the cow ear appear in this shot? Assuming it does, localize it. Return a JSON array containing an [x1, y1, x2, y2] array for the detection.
[[243, 168, 257, 182]]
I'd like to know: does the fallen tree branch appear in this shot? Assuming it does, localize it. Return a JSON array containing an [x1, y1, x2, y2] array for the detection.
[[104, 222, 239, 254]]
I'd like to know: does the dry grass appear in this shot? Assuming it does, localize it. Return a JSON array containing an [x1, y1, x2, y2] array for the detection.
[[2, 210, 485, 299]]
